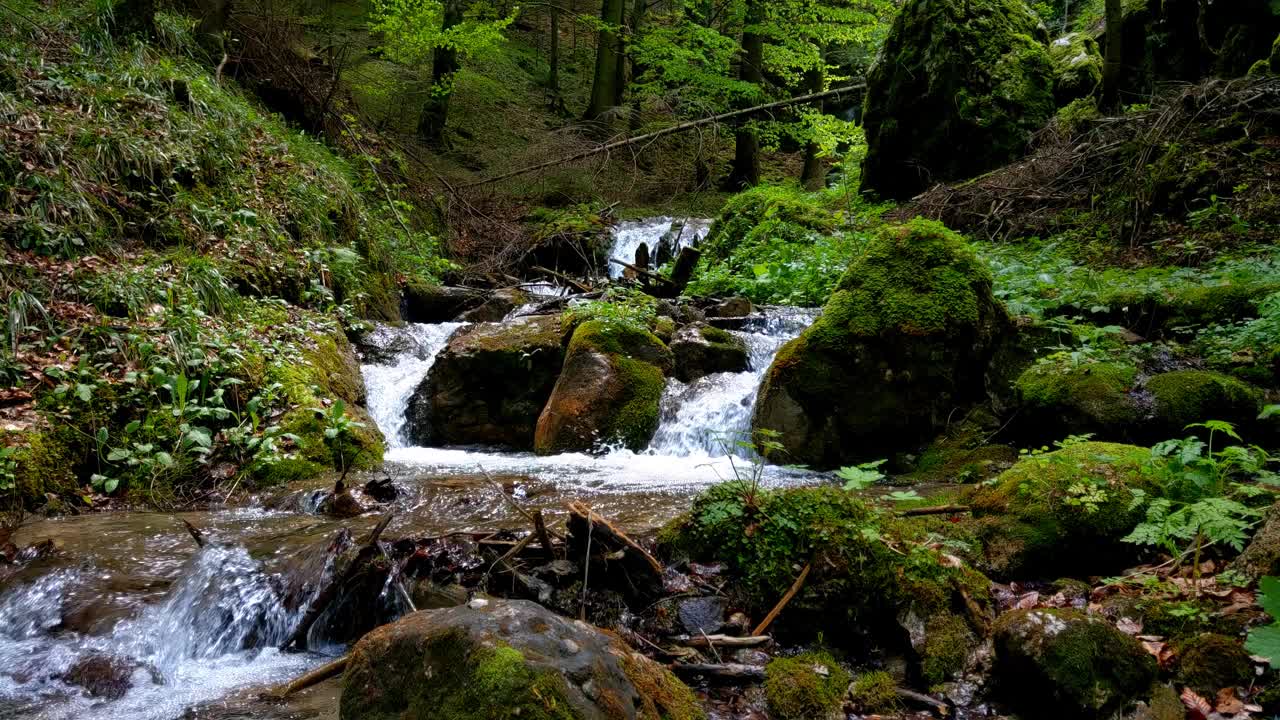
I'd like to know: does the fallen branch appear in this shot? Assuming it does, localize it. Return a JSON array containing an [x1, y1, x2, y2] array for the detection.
[[269, 656, 349, 699], [895, 687, 950, 716], [533, 510, 556, 561], [669, 663, 765, 682], [608, 258, 676, 286], [460, 84, 867, 189], [676, 634, 771, 649], [531, 265, 594, 295], [899, 505, 972, 518], [752, 562, 810, 636]]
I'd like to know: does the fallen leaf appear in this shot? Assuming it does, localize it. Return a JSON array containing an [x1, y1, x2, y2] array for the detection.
[[1117, 616, 1143, 635], [1181, 687, 1212, 720], [1216, 687, 1244, 715]]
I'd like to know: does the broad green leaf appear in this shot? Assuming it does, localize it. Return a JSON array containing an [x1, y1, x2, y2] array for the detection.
[[1259, 576, 1280, 620], [1246, 623, 1280, 668]]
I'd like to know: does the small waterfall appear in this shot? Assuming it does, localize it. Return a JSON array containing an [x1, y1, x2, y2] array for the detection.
[[649, 309, 818, 457], [0, 545, 322, 720], [362, 322, 465, 449], [607, 217, 711, 279]]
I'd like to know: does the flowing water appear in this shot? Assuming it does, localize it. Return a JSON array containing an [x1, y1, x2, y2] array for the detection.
[[607, 217, 711, 278], [0, 219, 820, 719]]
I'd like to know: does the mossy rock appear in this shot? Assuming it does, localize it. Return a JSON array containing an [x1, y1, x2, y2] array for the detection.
[[10, 430, 82, 507], [994, 608, 1157, 718], [661, 483, 991, 667], [1013, 361, 1140, 443], [700, 184, 836, 263], [850, 671, 899, 713], [967, 442, 1155, 578], [534, 320, 672, 455], [1050, 32, 1103, 104], [907, 411, 1019, 484], [669, 322, 749, 383], [1174, 633, 1253, 695], [764, 651, 852, 720], [1147, 370, 1261, 435], [861, 0, 1055, 199], [1228, 501, 1280, 584], [401, 281, 485, 323], [340, 599, 704, 720], [753, 219, 1010, 469], [409, 315, 565, 450]]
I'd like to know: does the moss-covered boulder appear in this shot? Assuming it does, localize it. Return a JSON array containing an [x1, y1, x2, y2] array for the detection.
[[967, 442, 1155, 578], [1147, 370, 1261, 435], [861, 0, 1055, 199], [753, 219, 1010, 469], [1050, 32, 1103, 104], [1174, 633, 1253, 695], [340, 600, 704, 720], [670, 323, 749, 382], [660, 484, 991, 677], [534, 320, 673, 455], [408, 315, 565, 450], [994, 608, 1157, 718], [700, 185, 836, 263], [764, 651, 851, 720], [401, 281, 486, 323], [1013, 361, 1140, 443]]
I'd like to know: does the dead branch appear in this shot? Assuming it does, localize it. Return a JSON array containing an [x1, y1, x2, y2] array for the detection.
[[182, 519, 206, 548], [669, 663, 765, 682], [268, 656, 349, 699], [676, 634, 771, 649], [899, 505, 972, 517], [751, 562, 810, 636]]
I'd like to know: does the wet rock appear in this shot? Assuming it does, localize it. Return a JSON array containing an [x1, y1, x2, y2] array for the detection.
[[535, 320, 673, 455], [358, 326, 425, 366], [1012, 361, 1142, 444], [408, 315, 565, 450], [670, 323, 749, 382], [411, 580, 469, 610], [320, 490, 366, 518], [994, 608, 1156, 718], [340, 599, 704, 720], [861, 0, 1054, 199], [456, 288, 529, 323], [1228, 500, 1280, 583], [677, 596, 727, 635], [62, 653, 134, 700], [362, 477, 399, 503], [402, 282, 484, 323], [753, 219, 1010, 469], [967, 441, 1155, 578], [705, 297, 752, 319]]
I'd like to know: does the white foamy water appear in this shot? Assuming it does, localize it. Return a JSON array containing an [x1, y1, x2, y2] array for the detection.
[[0, 545, 325, 720], [361, 322, 466, 449], [607, 217, 711, 279]]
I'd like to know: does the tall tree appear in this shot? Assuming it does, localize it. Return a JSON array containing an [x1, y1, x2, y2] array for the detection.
[[1102, 0, 1123, 109], [726, 0, 764, 189], [371, 0, 514, 145], [799, 62, 826, 190], [585, 0, 627, 122]]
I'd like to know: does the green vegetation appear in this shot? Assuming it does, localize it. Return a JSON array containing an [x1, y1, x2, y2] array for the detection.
[[763, 651, 852, 720]]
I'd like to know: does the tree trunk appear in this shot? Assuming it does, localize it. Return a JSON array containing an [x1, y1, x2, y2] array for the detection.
[[1102, 0, 1123, 110], [585, 0, 626, 122], [112, 0, 157, 38], [418, 0, 464, 144], [727, 1, 765, 190], [193, 0, 232, 63], [799, 62, 826, 190], [548, 5, 564, 111], [627, 0, 650, 134]]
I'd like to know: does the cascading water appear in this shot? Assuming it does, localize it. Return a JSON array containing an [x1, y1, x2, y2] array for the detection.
[[361, 322, 466, 450], [0, 544, 324, 720], [607, 217, 711, 278]]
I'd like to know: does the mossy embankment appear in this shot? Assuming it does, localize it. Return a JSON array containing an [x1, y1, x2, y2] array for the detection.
[[0, 8, 440, 509]]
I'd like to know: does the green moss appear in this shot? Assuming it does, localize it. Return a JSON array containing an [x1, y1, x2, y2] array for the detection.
[[1271, 33, 1280, 73], [417, 639, 577, 720], [850, 671, 899, 712], [764, 651, 852, 720], [653, 316, 676, 343], [11, 430, 81, 506], [1174, 633, 1253, 694], [250, 457, 323, 488], [921, 613, 975, 685], [620, 653, 706, 720], [968, 442, 1155, 577], [1014, 361, 1139, 438], [701, 184, 836, 263], [1049, 32, 1103, 104], [698, 325, 736, 346], [994, 608, 1157, 716], [1147, 370, 1260, 432]]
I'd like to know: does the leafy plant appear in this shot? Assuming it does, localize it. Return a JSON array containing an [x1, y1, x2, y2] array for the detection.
[[1246, 576, 1280, 668], [838, 460, 887, 491]]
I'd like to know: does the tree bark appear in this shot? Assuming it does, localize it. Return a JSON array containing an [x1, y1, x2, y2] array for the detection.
[[548, 5, 564, 111], [585, 0, 626, 122], [193, 0, 232, 62], [799, 62, 826, 190], [418, 0, 464, 144], [1101, 0, 1123, 110], [727, 0, 764, 190]]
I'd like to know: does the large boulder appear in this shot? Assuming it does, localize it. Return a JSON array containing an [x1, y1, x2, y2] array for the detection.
[[402, 281, 485, 323], [752, 219, 1010, 469], [1012, 361, 1142, 443], [534, 321, 673, 455], [340, 599, 704, 720], [669, 323, 749, 382], [967, 441, 1155, 578], [861, 0, 1055, 199], [407, 316, 565, 450], [994, 608, 1157, 718], [1146, 370, 1261, 436]]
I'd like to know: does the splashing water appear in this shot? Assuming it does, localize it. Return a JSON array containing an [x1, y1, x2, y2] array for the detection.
[[362, 322, 466, 449], [607, 217, 711, 279]]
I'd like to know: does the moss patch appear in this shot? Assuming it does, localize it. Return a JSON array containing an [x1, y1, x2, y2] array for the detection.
[[764, 651, 852, 720], [850, 671, 899, 712], [1147, 370, 1261, 433], [1014, 361, 1140, 441], [1174, 633, 1253, 694]]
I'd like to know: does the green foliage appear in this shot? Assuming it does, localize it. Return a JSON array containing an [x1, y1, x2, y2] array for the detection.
[[1246, 576, 1280, 667], [561, 287, 658, 336], [313, 399, 367, 474], [370, 0, 515, 90]]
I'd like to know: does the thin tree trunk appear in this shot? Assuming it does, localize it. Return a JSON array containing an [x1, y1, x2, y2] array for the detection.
[[585, 0, 625, 122], [419, 0, 463, 144], [728, 1, 765, 190], [549, 4, 565, 111], [628, 0, 650, 134], [193, 0, 232, 62], [1101, 0, 1123, 110], [799, 62, 826, 190]]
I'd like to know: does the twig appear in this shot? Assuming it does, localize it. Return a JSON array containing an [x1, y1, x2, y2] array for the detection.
[[895, 687, 950, 716], [607, 258, 676, 286], [676, 634, 771, 649], [669, 663, 765, 682], [752, 562, 811, 636], [533, 510, 556, 561], [899, 505, 972, 517], [268, 656, 349, 699]]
